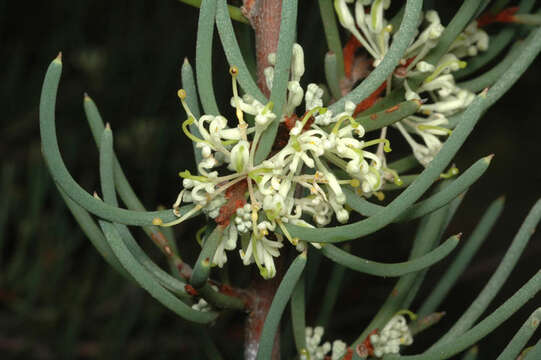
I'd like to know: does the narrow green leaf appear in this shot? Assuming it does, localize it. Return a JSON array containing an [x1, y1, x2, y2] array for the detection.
[[291, 274, 307, 353], [190, 226, 223, 289], [57, 187, 129, 279], [176, 0, 249, 24], [409, 312, 446, 336], [99, 220, 218, 324], [197, 282, 245, 310], [400, 186, 465, 312], [99, 125, 115, 204], [305, 246, 324, 298], [181, 58, 204, 165], [324, 52, 343, 100], [316, 259, 346, 327], [257, 252, 307, 359], [488, 0, 513, 14], [418, 196, 505, 317], [440, 190, 467, 236], [434, 198, 541, 346], [181, 58, 202, 119], [84, 95, 185, 277], [496, 308, 541, 360], [97, 124, 188, 298], [196, 0, 220, 115], [39, 57, 192, 226], [319, 0, 345, 79], [216, 0, 266, 103], [118, 226, 189, 298], [524, 337, 541, 360], [96, 135, 211, 320], [352, 198, 450, 347], [357, 100, 421, 132], [386, 271, 541, 360], [321, 234, 460, 277], [382, 174, 417, 191], [387, 154, 420, 174], [474, 0, 492, 20]]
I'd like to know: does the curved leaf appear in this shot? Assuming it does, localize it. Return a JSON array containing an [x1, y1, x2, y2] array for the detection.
[[321, 234, 460, 277]]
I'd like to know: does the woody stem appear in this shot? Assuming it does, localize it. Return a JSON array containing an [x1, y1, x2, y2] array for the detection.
[[243, 0, 283, 97], [242, 0, 283, 359]]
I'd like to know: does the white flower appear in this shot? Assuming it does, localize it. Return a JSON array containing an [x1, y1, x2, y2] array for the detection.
[[334, 0, 356, 31], [302, 326, 346, 360], [286, 81, 305, 115], [451, 22, 489, 58], [305, 83, 324, 111], [229, 140, 250, 173], [239, 232, 283, 279], [264, 66, 274, 91], [213, 224, 238, 268], [331, 340, 347, 360], [263, 193, 286, 221], [291, 43, 305, 82], [397, 122, 441, 167], [234, 203, 252, 233], [305, 326, 331, 360], [173, 41, 414, 276], [369, 315, 413, 357]]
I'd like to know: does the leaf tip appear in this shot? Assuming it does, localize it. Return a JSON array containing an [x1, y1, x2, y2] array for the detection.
[[483, 154, 495, 163], [54, 52, 62, 64]]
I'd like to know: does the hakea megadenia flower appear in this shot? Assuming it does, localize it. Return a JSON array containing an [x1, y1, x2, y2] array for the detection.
[[301, 326, 347, 360], [334, 0, 489, 166], [368, 314, 414, 357], [166, 44, 399, 279]]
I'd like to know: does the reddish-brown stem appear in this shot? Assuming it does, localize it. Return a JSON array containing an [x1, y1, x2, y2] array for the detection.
[[243, 0, 283, 97], [244, 272, 282, 359]]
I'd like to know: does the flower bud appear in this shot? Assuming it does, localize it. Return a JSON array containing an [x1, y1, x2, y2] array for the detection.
[[230, 140, 250, 173]]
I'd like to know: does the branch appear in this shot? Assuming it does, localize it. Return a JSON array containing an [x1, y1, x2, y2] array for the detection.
[[242, 0, 283, 97]]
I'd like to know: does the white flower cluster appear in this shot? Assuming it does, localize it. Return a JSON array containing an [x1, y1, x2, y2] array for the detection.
[[334, 0, 489, 166], [369, 315, 413, 357], [170, 43, 395, 279], [301, 326, 347, 360]]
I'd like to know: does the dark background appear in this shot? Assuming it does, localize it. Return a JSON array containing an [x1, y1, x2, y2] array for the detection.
[[1, 0, 540, 358]]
